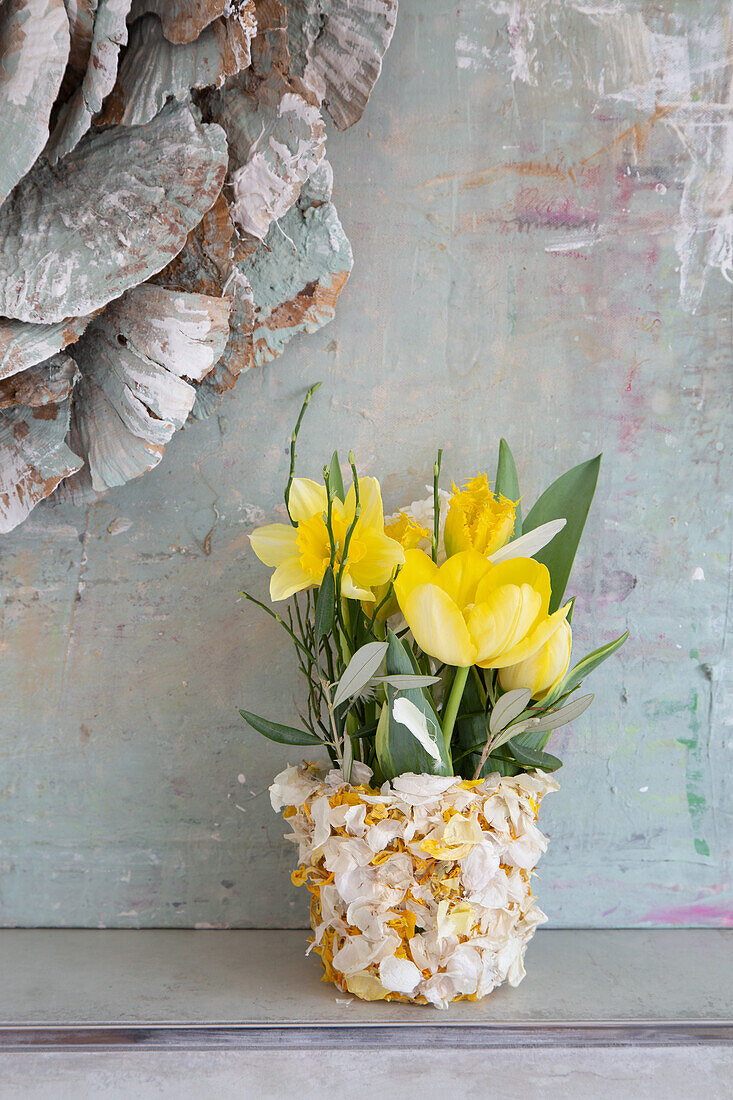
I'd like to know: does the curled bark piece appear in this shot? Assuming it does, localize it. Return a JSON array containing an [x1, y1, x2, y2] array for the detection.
[[208, 72, 325, 240], [288, 0, 397, 130], [68, 283, 231, 490], [0, 315, 93, 382], [100, 5, 257, 126], [0, 353, 79, 409], [46, 0, 131, 163], [0, 0, 70, 204], [0, 395, 82, 534], [240, 196, 352, 365], [0, 101, 228, 325], [127, 0, 226, 45]]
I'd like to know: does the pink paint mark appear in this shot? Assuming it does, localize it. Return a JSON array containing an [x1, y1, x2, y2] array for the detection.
[[641, 903, 733, 927]]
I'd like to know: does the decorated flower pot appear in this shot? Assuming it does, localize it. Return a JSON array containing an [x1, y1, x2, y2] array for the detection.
[[271, 763, 558, 1009]]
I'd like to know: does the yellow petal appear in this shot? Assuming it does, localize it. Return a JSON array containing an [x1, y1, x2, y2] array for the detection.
[[475, 557, 552, 616], [486, 602, 571, 669], [341, 572, 375, 601], [350, 529, 405, 586], [403, 583, 477, 666], [249, 523, 299, 567], [288, 478, 327, 523], [270, 558, 315, 601], [346, 971, 389, 1001], [499, 618, 572, 697], [436, 549, 490, 608], [443, 501, 471, 557], [345, 476, 384, 529], [393, 548, 439, 609], [466, 585, 523, 664]]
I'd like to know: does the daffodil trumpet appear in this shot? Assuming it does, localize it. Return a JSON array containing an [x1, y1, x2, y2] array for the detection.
[[240, 386, 627, 788]]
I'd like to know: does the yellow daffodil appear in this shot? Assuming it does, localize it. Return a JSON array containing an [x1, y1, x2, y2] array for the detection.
[[365, 511, 431, 621], [444, 474, 516, 558], [499, 618, 572, 699], [249, 476, 404, 602], [393, 548, 570, 669]]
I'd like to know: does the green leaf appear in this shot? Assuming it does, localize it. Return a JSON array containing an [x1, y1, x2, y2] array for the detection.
[[523, 693, 594, 734], [489, 689, 531, 735], [239, 709, 323, 745], [329, 450, 345, 502], [523, 454, 601, 612], [314, 567, 335, 639], [371, 674, 441, 690], [544, 630, 629, 706], [332, 641, 388, 708], [507, 739, 563, 771], [495, 438, 522, 535], [375, 630, 451, 779]]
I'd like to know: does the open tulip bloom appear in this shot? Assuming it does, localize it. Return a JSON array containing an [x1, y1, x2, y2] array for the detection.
[[240, 385, 628, 783]]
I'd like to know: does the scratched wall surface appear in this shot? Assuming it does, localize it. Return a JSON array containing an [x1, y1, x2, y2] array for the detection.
[[1, 0, 731, 928]]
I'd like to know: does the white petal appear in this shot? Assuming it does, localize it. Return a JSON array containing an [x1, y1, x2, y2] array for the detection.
[[379, 955, 422, 995], [488, 519, 566, 564], [391, 698, 441, 763]]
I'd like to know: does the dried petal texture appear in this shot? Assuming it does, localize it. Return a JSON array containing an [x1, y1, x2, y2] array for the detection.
[[0, 101, 228, 325], [57, 0, 96, 103], [288, 0, 398, 130], [45, 0, 131, 163], [209, 72, 326, 240], [273, 765, 558, 1008], [68, 283, 231, 490], [240, 198, 353, 364], [0, 0, 70, 204], [0, 352, 79, 408], [100, 5, 257, 126], [151, 193, 255, 418], [0, 315, 92, 381], [0, 395, 82, 533], [128, 0, 226, 44]]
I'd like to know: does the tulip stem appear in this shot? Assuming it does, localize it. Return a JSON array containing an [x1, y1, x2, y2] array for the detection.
[[441, 664, 470, 757]]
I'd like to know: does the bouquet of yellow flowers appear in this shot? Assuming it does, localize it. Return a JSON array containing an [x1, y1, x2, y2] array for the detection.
[[240, 385, 627, 1006], [241, 383, 627, 784]]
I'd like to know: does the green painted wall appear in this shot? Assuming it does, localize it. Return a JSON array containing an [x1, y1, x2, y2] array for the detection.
[[1, 0, 730, 928]]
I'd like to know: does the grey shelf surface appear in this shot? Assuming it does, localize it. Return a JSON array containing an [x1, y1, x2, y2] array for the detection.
[[0, 929, 730, 1049]]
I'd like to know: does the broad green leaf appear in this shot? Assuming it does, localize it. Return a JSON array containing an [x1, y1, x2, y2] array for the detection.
[[495, 438, 522, 534], [507, 739, 563, 771], [314, 567, 335, 639], [544, 630, 629, 705], [332, 641, 388, 707], [489, 688, 531, 735], [371, 674, 441, 690], [329, 450, 345, 502], [375, 630, 451, 778], [239, 709, 323, 745], [523, 454, 601, 612]]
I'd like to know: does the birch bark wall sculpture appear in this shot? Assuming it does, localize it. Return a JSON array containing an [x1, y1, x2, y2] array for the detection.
[[0, 0, 397, 533]]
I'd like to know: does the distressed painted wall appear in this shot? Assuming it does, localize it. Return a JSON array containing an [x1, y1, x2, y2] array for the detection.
[[1, 0, 731, 928]]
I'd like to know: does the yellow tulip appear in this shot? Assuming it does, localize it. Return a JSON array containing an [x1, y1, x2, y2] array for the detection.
[[444, 474, 516, 558], [249, 476, 404, 602], [365, 511, 431, 621], [499, 618, 572, 699], [393, 548, 570, 669]]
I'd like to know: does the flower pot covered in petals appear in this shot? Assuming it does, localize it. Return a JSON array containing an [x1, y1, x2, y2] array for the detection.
[[271, 763, 558, 1008]]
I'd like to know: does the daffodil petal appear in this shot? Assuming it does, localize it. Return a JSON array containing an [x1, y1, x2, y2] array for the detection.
[[288, 478, 328, 523], [393, 549, 439, 610], [403, 583, 477, 667], [340, 573, 375, 601], [437, 549, 490, 608], [345, 476, 384, 529], [249, 523, 299, 567], [486, 602, 571, 669], [270, 558, 315, 601]]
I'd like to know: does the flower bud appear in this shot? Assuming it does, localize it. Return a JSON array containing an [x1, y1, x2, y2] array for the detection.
[[498, 618, 572, 699]]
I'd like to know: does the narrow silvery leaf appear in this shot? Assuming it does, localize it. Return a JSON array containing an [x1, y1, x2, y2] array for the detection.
[[520, 693, 594, 734], [332, 641, 389, 708], [392, 697, 441, 764], [372, 674, 441, 690], [489, 688, 531, 735], [489, 519, 566, 565], [342, 729, 354, 783]]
